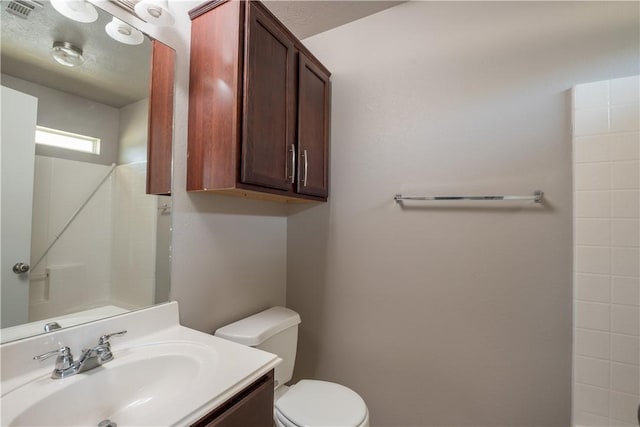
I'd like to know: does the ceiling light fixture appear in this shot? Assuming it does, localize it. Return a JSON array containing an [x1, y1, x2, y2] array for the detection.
[[50, 41, 85, 67], [50, 0, 98, 23], [105, 17, 144, 45], [134, 0, 174, 26]]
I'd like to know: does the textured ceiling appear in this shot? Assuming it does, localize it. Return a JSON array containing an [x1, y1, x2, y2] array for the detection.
[[0, 1, 150, 108], [0, 0, 404, 108], [264, 1, 404, 39]]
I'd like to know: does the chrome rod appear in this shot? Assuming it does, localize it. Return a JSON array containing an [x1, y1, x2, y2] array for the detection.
[[288, 144, 296, 184], [302, 149, 308, 187], [394, 190, 544, 203]]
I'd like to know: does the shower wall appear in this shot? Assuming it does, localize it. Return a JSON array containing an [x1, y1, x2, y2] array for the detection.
[[572, 75, 640, 426], [29, 158, 159, 320]]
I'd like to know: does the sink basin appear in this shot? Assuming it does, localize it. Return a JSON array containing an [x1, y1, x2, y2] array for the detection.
[[0, 303, 281, 427], [2, 342, 218, 426]]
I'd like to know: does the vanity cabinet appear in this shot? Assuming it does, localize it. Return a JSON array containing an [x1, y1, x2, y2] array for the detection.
[[191, 370, 274, 427], [188, 0, 331, 202]]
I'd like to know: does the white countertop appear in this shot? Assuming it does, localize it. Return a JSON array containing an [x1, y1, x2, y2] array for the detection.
[[0, 302, 281, 426]]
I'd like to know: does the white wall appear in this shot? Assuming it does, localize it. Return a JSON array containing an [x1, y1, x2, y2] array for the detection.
[[111, 162, 157, 309], [29, 157, 113, 320], [287, 2, 639, 426], [572, 75, 640, 426], [0, 74, 120, 166], [118, 98, 149, 165], [29, 158, 160, 319]]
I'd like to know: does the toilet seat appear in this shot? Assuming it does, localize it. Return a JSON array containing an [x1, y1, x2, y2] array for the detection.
[[275, 380, 368, 427]]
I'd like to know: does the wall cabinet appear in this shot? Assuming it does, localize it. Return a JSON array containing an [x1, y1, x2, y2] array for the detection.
[[146, 40, 175, 196], [191, 370, 274, 427], [188, 0, 331, 203]]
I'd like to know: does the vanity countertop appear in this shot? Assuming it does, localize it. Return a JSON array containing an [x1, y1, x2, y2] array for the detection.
[[0, 302, 281, 426]]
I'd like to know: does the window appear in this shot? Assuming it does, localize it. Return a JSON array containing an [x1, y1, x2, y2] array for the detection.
[[35, 126, 100, 155]]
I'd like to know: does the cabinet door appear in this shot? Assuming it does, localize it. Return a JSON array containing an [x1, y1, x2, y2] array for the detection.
[[297, 52, 330, 198], [241, 3, 295, 191], [191, 371, 274, 427], [147, 40, 175, 195]]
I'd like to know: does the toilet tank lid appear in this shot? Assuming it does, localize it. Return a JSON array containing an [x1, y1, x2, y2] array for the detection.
[[214, 307, 301, 346]]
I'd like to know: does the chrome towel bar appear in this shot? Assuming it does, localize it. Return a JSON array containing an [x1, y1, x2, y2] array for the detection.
[[394, 190, 544, 203]]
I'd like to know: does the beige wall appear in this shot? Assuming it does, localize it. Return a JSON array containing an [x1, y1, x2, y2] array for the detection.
[[288, 2, 639, 426]]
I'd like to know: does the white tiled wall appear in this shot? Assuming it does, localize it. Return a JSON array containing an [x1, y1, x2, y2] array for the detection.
[[111, 162, 157, 309], [29, 157, 113, 320], [29, 158, 159, 319], [573, 75, 640, 427]]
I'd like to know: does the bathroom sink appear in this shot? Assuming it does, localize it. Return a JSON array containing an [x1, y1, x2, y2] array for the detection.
[[2, 341, 218, 427], [1, 303, 281, 427]]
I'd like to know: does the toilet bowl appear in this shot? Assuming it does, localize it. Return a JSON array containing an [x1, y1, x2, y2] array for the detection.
[[215, 307, 369, 427], [274, 380, 369, 427]]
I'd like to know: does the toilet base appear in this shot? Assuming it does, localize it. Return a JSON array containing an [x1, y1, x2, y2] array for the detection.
[[273, 382, 369, 427], [275, 410, 369, 427]]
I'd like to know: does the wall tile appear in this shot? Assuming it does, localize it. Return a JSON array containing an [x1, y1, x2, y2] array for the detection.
[[575, 356, 610, 388], [575, 135, 610, 163], [611, 220, 640, 248], [612, 190, 640, 218], [574, 76, 640, 427], [577, 274, 610, 303], [611, 334, 640, 365], [611, 362, 640, 395], [611, 392, 639, 423], [575, 329, 610, 359], [576, 191, 612, 218], [611, 76, 640, 106], [610, 419, 638, 427], [574, 81, 610, 109], [574, 384, 610, 417], [577, 246, 611, 274], [612, 276, 640, 306], [574, 108, 610, 136], [611, 161, 639, 190], [577, 301, 611, 331], [611, 105, 640, 133], [574, 410, 609, 427], [576, 219, 611, 246], [610, 133, 639, 161], [612, 248, 640, 277], [611, 305, 639, 336], [576, 163, 611, 191]]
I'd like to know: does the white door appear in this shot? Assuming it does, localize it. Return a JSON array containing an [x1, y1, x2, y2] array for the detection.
[[1, 86, 37, 328]]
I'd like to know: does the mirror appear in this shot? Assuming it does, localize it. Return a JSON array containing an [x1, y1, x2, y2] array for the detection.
[[0, 0, 173, 343]]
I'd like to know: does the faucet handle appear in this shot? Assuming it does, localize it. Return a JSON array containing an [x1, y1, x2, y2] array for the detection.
[[33, 346, 72, 362], [98, 330, 127, 345], [34, 346, 76, 378]]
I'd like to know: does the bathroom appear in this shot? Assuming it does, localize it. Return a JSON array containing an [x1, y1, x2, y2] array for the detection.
[[1, 0, 639, 426]]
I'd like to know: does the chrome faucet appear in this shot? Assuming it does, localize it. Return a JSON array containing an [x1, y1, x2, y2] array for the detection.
[[33, 330, 127, 379]]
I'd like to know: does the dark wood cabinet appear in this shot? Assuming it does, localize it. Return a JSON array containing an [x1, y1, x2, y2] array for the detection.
[[191, 370, 274, 427], [241, 2, 295, 191], [296, 52, 330, 198], [188, 0, 331, 203], [146, 40, 175, 196]]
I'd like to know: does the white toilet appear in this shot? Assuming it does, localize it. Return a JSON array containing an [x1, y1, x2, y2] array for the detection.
[[215, 307, 370, 427]]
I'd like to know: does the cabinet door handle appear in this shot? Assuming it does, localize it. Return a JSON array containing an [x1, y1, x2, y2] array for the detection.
[[288, 144, 296, 184], [302, 149, 308, 187]]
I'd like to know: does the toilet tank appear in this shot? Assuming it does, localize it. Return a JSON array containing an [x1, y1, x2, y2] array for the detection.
[[214, 307, 301, 387]]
